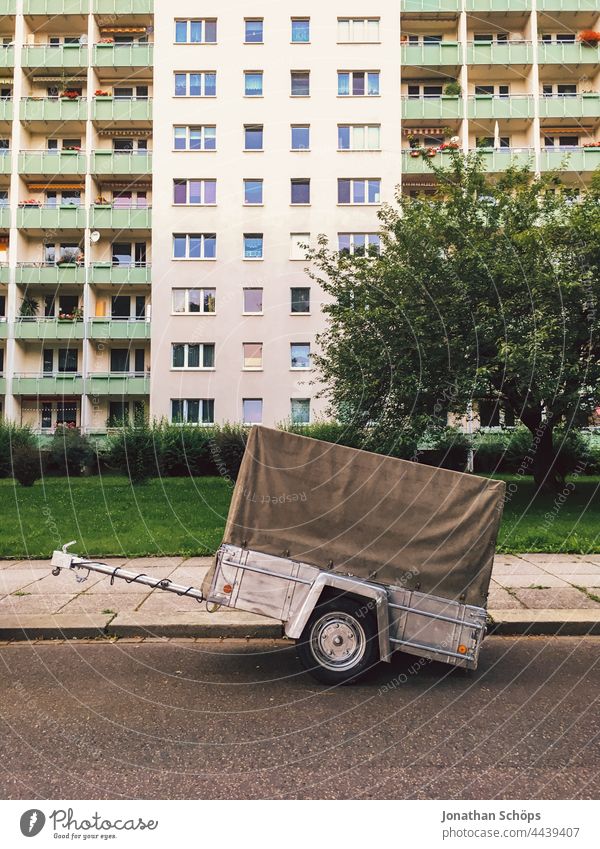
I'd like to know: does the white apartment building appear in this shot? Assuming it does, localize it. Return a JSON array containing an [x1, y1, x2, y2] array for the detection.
[[0, 1, 598, 432]]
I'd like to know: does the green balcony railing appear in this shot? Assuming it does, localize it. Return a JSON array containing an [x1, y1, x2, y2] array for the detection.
[[401, 96, 462, 120], [537, 42, 600, 64], [92, 97, 152, 122], [23, 0, 89, 12], [0, 206, 11, 228], [478, 148, 535, 171], [0, 46, 14, 69], [93, 43, 153, 68], [0, 321, 7, 339], [12, 374, 84, 395], [87, 319, 151, 340], [92, 0, 153, 12], [0, 0, 16, 13], [91, 150, 152, 175], [14, 263, 86, 285], [0, 376, 6, 393], [466, 0, 531, 9], [468, 95, 534, 119], [401, 42, 462, 67], [21, 97, 88, 122], [21, 45, 88, 69], [19, 150, 87, 175], [466, 41, 533, 65], [89, 205, 151, 230], [14, 318, 84, 340], [0, 99, 13, 121], [0, 263, 9, 283], [0, 153, 11, 174], [537, 0, 597, 10], [540, 147, 600, 172], [17, 205, 86, 230], [400, 0, 460, 10], [539, 94, 600, 119], [402, 149, 456, 173], [86, 374, 150, 395], [89, 263, 151, 284]]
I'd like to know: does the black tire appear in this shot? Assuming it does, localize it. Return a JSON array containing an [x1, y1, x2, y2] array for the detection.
[[296, 596, 380, 685]]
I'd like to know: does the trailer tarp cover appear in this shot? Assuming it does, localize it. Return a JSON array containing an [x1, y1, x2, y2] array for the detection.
[[213, 426, 505, 606]]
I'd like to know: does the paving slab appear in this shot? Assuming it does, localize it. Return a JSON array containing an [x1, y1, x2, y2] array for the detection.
[[107, 611, 283, 639], [79, 567, 185, 594], [538, 563, 600, 576], [0, 613, 113, 640], [24, 571, 104, 595], [0, 593, 75, 615], [487, 586, 525, 609], [0, 571, 46, 597], [562, 575, 600, 588], [500, 574, 571, 588], [512, 587, 600, 610], [60, 592, 148, 614], [122, 557, 185, 570], [488, 609, 600, 636]]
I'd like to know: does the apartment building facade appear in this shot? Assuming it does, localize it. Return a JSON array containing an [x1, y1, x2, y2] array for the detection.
[[0, 0, 598, 433]]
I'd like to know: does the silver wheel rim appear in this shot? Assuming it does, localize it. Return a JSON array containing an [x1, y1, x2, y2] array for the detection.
[[310, 612, 367, 672]]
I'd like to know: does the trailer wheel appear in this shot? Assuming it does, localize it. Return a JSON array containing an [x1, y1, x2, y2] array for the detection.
[[296, 597, 379, 685]]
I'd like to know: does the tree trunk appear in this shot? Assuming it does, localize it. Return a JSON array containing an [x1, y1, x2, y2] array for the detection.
[[524, 420, 563, 491]]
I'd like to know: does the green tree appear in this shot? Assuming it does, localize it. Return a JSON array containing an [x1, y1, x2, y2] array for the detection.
[[307, 152, 600, 489]]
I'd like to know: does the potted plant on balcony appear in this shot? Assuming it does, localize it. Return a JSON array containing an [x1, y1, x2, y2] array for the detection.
[[94, 195, 111, 207], [18, 198, 41, 207], [578, 31, 600, 47], [97, 37, 115, 45], [439, 140, 460, 152], [582, 140, 600, 148], [443, 80, 461, 98], [19, 296, 38, 318], [62, 145, 81, 154], [94, 89, 111, 99], [61, 89, 80, 100]]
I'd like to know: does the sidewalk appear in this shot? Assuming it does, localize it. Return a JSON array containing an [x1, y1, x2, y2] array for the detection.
[[0, 553, 599, 640]]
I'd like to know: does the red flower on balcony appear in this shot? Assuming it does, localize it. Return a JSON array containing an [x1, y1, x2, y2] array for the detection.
[[95, 89, 110, 97], [19, 199, 41, 206], [61, 89, 80, 99], [98, 37, 115, 44], [578, 30, 600, 47]]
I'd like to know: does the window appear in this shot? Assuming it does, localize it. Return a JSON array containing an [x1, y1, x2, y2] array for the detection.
[[244, 179, 263, 204], [171, 399, 215, 425], [173, 233, 216, 259], [291, 71, 310, 96], [110, 349, 130, 373], [172, 288, 216, 314], [477, 136, 510, 148], [291, 398, 310, 425], [473, 32, 508, 44], [290, 233, 309, 260], [338, 233, 381, 256], [244, 234, 263, 259], [174, 72, 216, 97], [172, 343, 215, 369], [242, 398, 263, 424], [291, 343, 311, 369], [337, 18, 380, 43], [175, 19, 217, 44], [291, 125, 310, 150], [245, 19, 263, 43], [111, 241, 146, 267], [291, 287, 310, 313], [542, 83, 577, 97], [291, 178, 310, 204], [173, 125, 216, 151], [544, 135, 578, 148], [291, 19, 310, 43], [407, 84, 443, 98], [243, 288, 263, 313], [338, 71, 379, 96], [243, 342, 263, 369], [244, 125, 263, 150], [42, 348, 78, 373], [244, 71, 263, 96], [338, 124, 380, 150], [338, 178, 381, 204], [173, 179, 216, 205]]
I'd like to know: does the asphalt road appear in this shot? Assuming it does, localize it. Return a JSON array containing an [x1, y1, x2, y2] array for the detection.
[[0, 637, 598, 800]]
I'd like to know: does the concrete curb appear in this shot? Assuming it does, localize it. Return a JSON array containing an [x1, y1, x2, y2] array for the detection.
[[488, 609, 600, 636]]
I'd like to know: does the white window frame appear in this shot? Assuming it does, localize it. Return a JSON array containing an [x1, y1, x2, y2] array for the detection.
[[337, 18, 380, 43], [173, 125, 216, 152], [174, 19, 217, 44], [291, 398, 311, 425], [172, 233, 216, 260], [337, 70, 380, 97], [337, 178, 381, 205], [171, 398, 215, 426], [172, 288, 216, 314], [173, 178, 217, 205], [242, 342, 263, 370], [242, 398, 263, 425], [174, 71, 216, 98], [171, 342, 215, 370], [290, 343, 311, 371], [338, 124, 381, 151], [242, 288, 264, 314], [338, 233, 381, 256]]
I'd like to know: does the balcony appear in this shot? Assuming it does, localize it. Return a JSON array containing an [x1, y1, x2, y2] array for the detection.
[[468, 95, 534, 119], [0, 321, 7, 339], [92, 97, 152, 124], [91, 150, 152, 176], [0, 206, 11, 228], [466, 0, 531, 8], [540, 147, 600, 172], [19, 150, 87, 176], [402, 149, 460, 173], [400, 0, 460, 9], [23, 0, 89, 11], [21, 45, 88, 70], [478, 148, 535, 171], [537, 42, 600, 65], [539, 94, 600, 119], [92, 43, 153, 69], [86, 374, 150, 395], [89, 204, 151, 230], [0, 46, 14, 70], [401, 43, 462, 67], [89, 262, 151, 284], [0, 264, 9, 283], [14, 263, 86, 285], [0, 376, 6, 393], [92, 0, 153, 11], [402, 96, 463, 120], [467, 41, 532, 65], [537, 0, 597, 9], [0, 0, 16, 12], [12, 374, 84, 395], [14, 318, 84, 340], [88, 318, 150, 340], [0, 153, 11, 174], [17, 204, 86, 231], [0, 99, 13, 122], [20, 97, 88, 123]]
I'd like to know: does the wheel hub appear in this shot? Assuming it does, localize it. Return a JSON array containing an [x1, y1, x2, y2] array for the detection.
[[310, 613, 366, 671]]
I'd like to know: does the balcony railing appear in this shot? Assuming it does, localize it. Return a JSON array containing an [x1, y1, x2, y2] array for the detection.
[[89, 204, 151, 230], [400, 0, 460, 10], [14, 263, 86, 285], [12, 373, 84, 395], [0, 98, 12, 121], [0, 0, 16, 13], [88, 318, 151, 340], [19, 149, 87, 175], [21, 44, 88, 69], [91, 150, 152, 175], [401, 96, 463, 120], [89, 262, 151, 284], [539, 93, 600, 119], [0, 152, 11, 174], [0, 320, 7, 339], [537, 0, 597, 9], [92, 43, 154, 68], [0, 46, 14, 69], [86, 374, 150, 395], [14, 318, 85, 340], [92, 0, 153, 12], [468, 94, 534, 119], [0, 205, 11, 228], [0, 263, 9, 283], [21, 96, 88, 122], [23, 0, 89, 12], [466, 0, 531, 9], [540, 147, 600, 171], [401, 42, 462, 67], [17, 204, 86, 230], [537, 42, 600, 64], [466, 41, 533, 65], [92, 96, 152, 123], [402, 147, 534, 173]]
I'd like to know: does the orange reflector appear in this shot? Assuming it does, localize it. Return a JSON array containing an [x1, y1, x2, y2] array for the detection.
[[223, 584, 233, 594], [457, 644, 468, 655]]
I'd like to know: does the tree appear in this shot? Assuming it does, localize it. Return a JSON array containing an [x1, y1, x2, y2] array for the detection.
[[307, 152, 600, 489]]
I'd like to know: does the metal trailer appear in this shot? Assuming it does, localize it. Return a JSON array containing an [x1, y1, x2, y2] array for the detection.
[[51, 540, 488, 685]]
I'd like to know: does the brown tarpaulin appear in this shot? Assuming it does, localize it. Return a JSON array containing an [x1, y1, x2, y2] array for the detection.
[[212, 426, 505, 607]]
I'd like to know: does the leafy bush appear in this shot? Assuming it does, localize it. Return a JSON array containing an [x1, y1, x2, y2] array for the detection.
[[210, 425, 249, 481], [107, 424, 160, 484], [282, 420, 364, 449], [49, 426, 94, 476], [160, 424, 217, 477], [419, 427, 470, 471], [12, 444, 43, 486], [0, 423, 37, 478]]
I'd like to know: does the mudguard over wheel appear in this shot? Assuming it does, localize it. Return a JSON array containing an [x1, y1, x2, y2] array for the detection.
[[296, 596, 380, 685]]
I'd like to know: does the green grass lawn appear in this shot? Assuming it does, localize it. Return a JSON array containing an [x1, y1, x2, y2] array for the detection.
[[0, 473, 598, 558]]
